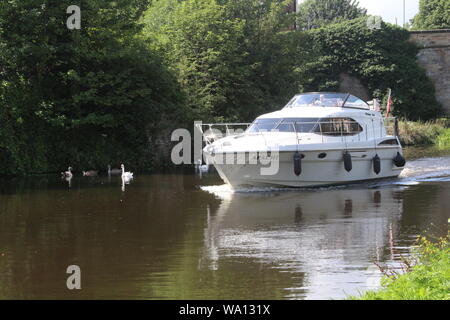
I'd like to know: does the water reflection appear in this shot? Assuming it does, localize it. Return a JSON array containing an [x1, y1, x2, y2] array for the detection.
[[62, 175, 73, 188], [121, 176, 133, 192], [200, 186, 405, 299]]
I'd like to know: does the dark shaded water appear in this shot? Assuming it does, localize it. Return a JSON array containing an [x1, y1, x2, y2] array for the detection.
[[0, 147, 449, 299]]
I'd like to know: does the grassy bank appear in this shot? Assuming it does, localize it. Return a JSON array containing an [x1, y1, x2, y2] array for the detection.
[[349, 229, 450, 300], [399, 119, 450, 147], [436, 129, 450, 148]]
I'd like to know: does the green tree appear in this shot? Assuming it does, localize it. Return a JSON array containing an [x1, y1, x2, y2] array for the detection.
[[300, 17, 442, 120], [412, 0, 450, 30], [144, 0, 312, 122], [147, 0, 248, 122], [296, 0, 367, 30], [0, 0, 180, 175], [221, 0, 312, 119]]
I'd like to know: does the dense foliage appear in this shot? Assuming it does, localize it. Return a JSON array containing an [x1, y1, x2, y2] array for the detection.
[[436, 128, 450, 148], [143, 0, 311, 122], [0, 0, 444, 175], [412, 0, 450, 30], [398, 120, 447, 146], [351, 230, 450, 300], [296, 0, 367, 30], [0, 0, 180, 175]]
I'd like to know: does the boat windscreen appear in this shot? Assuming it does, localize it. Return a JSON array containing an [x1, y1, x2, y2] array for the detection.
[[246, 119, 280, 133], [284, 93, 368, 109]]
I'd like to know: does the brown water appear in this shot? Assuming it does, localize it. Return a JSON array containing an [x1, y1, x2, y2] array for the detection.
[[0, 147, 449, 300]]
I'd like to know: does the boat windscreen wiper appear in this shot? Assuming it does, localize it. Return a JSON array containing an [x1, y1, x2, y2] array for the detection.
[[341, 93, 351, 108]]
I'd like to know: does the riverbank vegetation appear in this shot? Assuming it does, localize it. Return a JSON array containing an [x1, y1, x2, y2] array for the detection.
[[399, 120, 450, 146], [436, 129, 450, 148], [350, 229, 450, 300], [0, 0, 446, 176]]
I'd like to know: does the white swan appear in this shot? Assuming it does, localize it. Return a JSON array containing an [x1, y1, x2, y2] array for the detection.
[[121, 164, 133, 180], [196, 159, 209, 173], [61, 166, 73, 178]]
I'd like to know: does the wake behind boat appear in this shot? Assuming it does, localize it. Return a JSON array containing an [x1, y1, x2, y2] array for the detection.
[[199, 92, 406, 188]]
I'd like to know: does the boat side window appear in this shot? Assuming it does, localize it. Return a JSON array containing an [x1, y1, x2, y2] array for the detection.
[[317, 118, 363, 136], [246, 119, 280, 133]]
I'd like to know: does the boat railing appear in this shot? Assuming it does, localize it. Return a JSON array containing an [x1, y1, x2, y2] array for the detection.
[[196, 123, 252, 145], [384, 117, 399, 137], [197, 117, 399, 146]]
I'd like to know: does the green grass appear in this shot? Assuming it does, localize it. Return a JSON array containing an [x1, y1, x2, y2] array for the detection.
[[349, 229, 450, 300], [398, 120, 445, 146], [436, 128, 450, 149]]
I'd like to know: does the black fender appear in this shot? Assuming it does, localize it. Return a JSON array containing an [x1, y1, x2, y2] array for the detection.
[[393, 152, 406, 167], [343, 152, 352, 172], [293, 152, 303, 176], [373, 154, 381, 175]]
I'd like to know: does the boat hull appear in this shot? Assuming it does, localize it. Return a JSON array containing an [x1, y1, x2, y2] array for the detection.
[[206, 147, 404, 188]]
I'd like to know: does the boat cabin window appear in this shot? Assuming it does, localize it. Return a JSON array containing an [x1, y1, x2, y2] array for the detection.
[[318, 118, 363, 136], [246, 117, 362, 136], [284, 93, 369, 110]]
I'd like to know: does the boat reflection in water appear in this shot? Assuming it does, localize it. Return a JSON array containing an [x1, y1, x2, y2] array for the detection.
[[199, 184, 406, 299]]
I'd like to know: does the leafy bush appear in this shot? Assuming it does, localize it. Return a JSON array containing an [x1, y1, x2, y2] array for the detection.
[[143, 0, 312, 123], [436, 129, 450, 148], [296, 0, 367, 30], [398, 121, 445, 146], [0, 0, 181, 175], [350, 229, 450, 300], [412, 0, 450, 30]]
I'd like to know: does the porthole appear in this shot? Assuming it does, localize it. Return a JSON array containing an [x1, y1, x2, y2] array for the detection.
[[318, 153, 327, 159]]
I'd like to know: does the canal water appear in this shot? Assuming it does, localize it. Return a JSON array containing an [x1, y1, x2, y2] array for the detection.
[[0, 147, 449, 299]]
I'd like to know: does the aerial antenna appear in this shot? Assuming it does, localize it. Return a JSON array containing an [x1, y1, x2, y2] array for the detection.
[[403, 0, 406, 28]]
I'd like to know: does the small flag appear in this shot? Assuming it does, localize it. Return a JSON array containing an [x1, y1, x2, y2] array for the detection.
[[386, 89, 393, 117]]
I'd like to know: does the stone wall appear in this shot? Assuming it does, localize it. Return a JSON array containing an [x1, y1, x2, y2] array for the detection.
[[409, 30, 450, 114], [339, 73, 371, 101]]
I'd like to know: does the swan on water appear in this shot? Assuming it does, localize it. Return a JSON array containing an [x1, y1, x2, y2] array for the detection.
[[121, 164, 134, 180], [196, 159, 209, 172], [61, 167, 73, 178]]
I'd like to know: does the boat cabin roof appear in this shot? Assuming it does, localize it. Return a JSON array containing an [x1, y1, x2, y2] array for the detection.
[[257, 92, 377, 121]]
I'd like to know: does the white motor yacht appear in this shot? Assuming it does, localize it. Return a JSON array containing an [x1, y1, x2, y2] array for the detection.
[[200, 92, 406, 188]]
